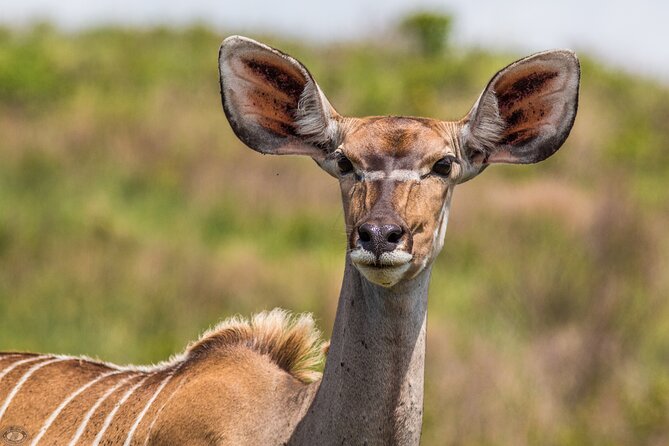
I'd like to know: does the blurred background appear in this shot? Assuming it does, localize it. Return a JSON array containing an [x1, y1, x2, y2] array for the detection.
[[1, 1, 668, 444]]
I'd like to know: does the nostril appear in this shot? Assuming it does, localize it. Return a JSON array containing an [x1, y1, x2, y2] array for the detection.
[[386, 228, 403, 244], [358, 225, 372, 243], [356, 223, 405, 256]]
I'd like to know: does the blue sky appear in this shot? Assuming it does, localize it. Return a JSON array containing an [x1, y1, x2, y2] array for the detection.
[[2, 0, 667, 82]]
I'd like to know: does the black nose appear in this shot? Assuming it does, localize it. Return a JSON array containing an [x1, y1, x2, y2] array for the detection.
[[357, 223, 405, 258]]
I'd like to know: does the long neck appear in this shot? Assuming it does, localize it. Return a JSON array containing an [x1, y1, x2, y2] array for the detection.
[[290, 257, 431, 445]]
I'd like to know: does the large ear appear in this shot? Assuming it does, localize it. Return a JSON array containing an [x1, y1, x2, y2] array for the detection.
[[461, 50, 580, 165], [219, 36, 340, 159]]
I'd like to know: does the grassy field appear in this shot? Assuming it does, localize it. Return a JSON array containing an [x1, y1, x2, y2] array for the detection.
[[1, 23, 669, 444]]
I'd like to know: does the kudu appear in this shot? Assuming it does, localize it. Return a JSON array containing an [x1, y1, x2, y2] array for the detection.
[[0, 36, 579, 445]]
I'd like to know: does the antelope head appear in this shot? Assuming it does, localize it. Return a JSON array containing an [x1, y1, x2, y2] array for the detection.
[[219, 37, 579, 287]]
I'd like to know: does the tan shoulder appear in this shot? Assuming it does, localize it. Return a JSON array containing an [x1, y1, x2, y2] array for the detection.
[[186, 308, 326, 383]]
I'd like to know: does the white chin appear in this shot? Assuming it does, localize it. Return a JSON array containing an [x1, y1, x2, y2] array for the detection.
[[349, 249, 413, 288]]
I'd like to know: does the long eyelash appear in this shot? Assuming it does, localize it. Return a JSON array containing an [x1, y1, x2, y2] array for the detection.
[[443, 155, 460, 165], [325, 151, 340, 162]]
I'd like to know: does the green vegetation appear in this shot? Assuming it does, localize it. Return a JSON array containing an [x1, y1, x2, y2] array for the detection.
[[1, 19, 668, 444], [400, 11, 453, 57]]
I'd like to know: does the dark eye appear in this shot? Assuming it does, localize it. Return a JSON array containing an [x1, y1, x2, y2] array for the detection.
[[432, 156, 456, 177], [337, 155, 354, 175]]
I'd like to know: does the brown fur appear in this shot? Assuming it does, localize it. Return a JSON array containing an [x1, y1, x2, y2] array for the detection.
[[187, 309, 325, 383], [0, 310, 323, 444], [339, 117, 460, 279]]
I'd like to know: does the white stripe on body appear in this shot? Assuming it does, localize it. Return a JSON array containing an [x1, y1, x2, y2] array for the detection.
[[0, 356, 46, 383], [123, 371, 175, 446], [30, 370, 122, 446], [92, 374, 150, 446], [0, 357, 65, 421], [67, 373, 138, 446], [0, 355, 20, 366], [142, 374, 186, 446]]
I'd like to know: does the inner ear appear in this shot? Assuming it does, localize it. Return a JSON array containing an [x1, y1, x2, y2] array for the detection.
[[219, 36, 340, 159], [463, 50, 580, 165]]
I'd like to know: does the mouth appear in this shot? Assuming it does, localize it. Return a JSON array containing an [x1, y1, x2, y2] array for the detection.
[[349, 249, 413, 287]]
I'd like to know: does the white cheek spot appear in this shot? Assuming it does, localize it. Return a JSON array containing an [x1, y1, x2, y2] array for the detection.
[[432, 188, 454, 257]]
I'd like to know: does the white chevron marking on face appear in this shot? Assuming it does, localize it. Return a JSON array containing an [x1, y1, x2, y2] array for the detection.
[[361, 170, 421, 182]]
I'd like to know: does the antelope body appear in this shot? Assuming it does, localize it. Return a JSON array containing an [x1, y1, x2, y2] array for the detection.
[[0, 36, 579, 445], [0, 312, 321, 445]]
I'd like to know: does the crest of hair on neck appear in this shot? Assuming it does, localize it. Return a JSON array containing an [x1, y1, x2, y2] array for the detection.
[[186, 309, 326, 383]]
